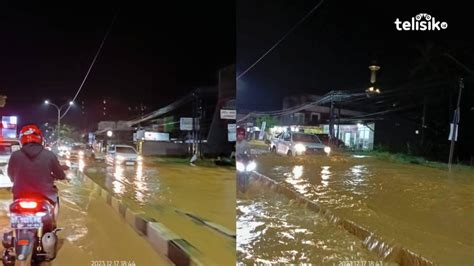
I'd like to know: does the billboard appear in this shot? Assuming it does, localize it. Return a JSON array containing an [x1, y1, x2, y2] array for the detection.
[[227, 123, 236, 142], [144, 131, 169, 141], [1, 116, 17, 138]]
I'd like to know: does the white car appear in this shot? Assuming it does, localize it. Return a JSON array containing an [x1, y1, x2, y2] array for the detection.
[[270, 131, 331, 156], [0, 139, 21, 188], [106, 145, 142, 166]]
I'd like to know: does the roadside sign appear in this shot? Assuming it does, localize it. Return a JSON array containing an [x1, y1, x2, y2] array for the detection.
[[228, 123, 236, 142], [220, 109, 236, 120], [448, 123, 459, 141], [180, 117, 193, 131], [1, 116, 17, 138], [144, 131, 169, 141], [136, 130, 145, 140], [227, 124, 236, 131]]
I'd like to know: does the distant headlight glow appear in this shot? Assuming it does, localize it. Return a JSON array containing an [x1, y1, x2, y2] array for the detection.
[[246, 161, 257, 171], [294, 144, 306, 153], [236, 162, 245, 172], [324, 146, 331, 154]]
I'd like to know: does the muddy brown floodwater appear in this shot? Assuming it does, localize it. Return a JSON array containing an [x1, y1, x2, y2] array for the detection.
[[237, 185, 388, 265], [0, 169, 172, 266], [84, 160, 236, 265], [255, 153, 474, 265]]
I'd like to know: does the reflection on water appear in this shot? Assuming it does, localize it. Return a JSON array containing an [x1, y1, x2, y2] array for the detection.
[[0, 169, 171, 265], [257, 154, 474, 264], [78, 159, 85, 172], [107, 164, 151, 204], [284, 166, 313, 197], [89, 162, 236, 265], [237, 188, 381, 264], [292, 165, 303, 179], [321, 166, 331, 187]]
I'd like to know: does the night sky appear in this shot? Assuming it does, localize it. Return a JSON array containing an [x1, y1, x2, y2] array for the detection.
[[1, 1, 235, 130], [237, 0, 473, 112]]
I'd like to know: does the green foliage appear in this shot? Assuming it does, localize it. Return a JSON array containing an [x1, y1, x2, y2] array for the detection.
[[255, 115, 278, 131], [163, 116, 175, 132], [59, 124, 81, 142]]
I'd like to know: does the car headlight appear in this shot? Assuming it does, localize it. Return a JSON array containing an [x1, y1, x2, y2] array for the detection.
[[78, 151, 84, 156], [236, 162, 245, 172], [324, 146, 331, 154], [137, 155, 143, 161], [246, 161, 257, 172], [116, 155, 124, 161], [294, 143, 306, 153]]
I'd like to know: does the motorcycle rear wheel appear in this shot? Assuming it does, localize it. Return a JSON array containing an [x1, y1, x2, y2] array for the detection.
[[14, 252, 32, 266]]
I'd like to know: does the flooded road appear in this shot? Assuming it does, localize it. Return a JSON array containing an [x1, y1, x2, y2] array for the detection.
[[85, 159, 236, 265], [0, 168, 172, 266], [254, 153, 474, 265], [237, 186, 384, 264]]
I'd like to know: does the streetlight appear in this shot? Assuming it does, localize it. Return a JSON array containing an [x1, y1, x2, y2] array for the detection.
[[44, 100, 74, 144], [366, 63, 381, 95]]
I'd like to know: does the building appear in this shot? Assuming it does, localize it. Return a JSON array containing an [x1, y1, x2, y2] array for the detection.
[[126, 65, 236, 157], [92, 120, 135, 152], [241, 93, 376, 150]]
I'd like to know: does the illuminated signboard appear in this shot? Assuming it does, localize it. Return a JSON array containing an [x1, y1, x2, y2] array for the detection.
[[144, 131, 169, 141], [1, 116, 18, 138]]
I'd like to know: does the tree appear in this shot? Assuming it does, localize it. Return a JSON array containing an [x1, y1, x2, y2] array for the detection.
[[255, 115, 278, 131]]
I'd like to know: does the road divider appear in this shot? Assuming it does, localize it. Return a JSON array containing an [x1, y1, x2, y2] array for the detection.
[[77, 170, 204, 266], [248, 171, 435, 266]]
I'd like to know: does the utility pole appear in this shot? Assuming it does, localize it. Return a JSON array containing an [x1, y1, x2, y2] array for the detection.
[[329, 95, 335, 144], [197, 95, 203, 158], [421, 97, 427, 146], [448, 78, 464, 171], [192, 91, 198, 157]]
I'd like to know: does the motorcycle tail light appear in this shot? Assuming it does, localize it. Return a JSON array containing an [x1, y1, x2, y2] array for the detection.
[[17, 240, 29, 246], [19, 201, 38, 209]]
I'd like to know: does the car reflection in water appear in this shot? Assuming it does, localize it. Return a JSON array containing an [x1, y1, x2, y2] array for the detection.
[[106, 160, 149, 204]]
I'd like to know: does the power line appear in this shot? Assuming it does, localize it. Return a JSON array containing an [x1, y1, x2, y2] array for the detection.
[[61, 10, 120, 119], [237, 0, 326, 80]]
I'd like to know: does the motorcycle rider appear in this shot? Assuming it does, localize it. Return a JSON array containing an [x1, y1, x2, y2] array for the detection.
[[236, 127, 252, 194], [236, 127, 251, 156], [7, 124, 67, 222]]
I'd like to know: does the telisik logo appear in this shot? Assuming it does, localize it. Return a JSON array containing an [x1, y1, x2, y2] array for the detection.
[[395, 13, 448, 31]]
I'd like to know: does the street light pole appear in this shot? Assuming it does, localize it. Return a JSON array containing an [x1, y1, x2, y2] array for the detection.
[[44, 100, 73, 145]]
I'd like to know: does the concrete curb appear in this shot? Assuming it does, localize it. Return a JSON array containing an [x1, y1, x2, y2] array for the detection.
[[249, 171, 435, 266], [79, 171, 204, 266]]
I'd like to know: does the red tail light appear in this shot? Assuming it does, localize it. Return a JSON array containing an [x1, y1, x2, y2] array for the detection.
[[17, 239, 29, 246], [19, 201, 38, 209]]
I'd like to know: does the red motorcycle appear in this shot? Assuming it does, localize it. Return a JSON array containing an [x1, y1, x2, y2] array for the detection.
[[2, 195, 60, 266]]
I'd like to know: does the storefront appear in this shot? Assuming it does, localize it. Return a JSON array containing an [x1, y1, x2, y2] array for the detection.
[[268, 123, 375, 150]]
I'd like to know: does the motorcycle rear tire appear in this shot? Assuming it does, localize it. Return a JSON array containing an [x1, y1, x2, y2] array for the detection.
[[14, 256, 31, 266]]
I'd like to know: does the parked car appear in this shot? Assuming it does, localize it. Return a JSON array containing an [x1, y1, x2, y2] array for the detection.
[[0, 139, 21, 188], [106, 144, 142, 166], [270, 131, 331, 156]]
